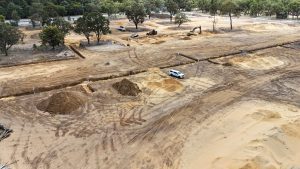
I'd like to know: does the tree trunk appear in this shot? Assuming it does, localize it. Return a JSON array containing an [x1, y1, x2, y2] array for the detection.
[[212, 15, 216, 32], [170, 15, 173, 22], [4, 49, 8, 56], [135, 23, 138, 29], [87, 37, 90, 45], [229, 13, 233, 30], [97, 32, 100, 43]]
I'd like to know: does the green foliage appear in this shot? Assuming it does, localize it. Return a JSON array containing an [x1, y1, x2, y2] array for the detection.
[[86, 12, 110, 43], [210, 0, 221, 15], [0, 15, 5, 22], [125, 0, 147, 29], [51, 17, 72, 36], [220, 0, 240, 29], [0, 23, 22, 56], [39, 26, 64, 49], [197, 0, 211, 12], [165, 0, 179, 22], [0, 0, 298, 22], [11, 10, 21, 26], [100, 0, 119, 18], [175, 12, 190, 27], [74, 15, 92, 44], [289, 0, 300, 18], [144, 0, 163, 18]]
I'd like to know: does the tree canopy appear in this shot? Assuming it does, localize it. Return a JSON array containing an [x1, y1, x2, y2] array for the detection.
[[0, 23, 22, 56], [86, 12, 110, 43], [125, 0, 147, 29], [39, 26, 64, 49], [0, 0, 299, 21], [175, 13, 190, 27]]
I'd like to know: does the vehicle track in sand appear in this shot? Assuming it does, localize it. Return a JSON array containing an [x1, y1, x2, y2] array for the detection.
[[0, 40, 299, 100]]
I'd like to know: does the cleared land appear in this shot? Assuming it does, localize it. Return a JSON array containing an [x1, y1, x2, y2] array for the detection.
[[0, 14, 300, 169]]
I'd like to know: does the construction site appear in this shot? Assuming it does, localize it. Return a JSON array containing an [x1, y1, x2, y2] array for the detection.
[[0, 13, 300, 169]]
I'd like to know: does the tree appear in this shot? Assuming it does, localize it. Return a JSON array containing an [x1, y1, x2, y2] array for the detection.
[[11, 10, 20, 26], [0, 23, 22, 56], [125, 1, 147, 29], [273, 1, 289, 19], [74, 16, 92, 44], [52, 17, 72, 36], [51, 17, 72, 44], [220, 0, 240, 30], [165, 0, 179, 22], [249, 0, 264, 17], [86, 12, 110, 43], [210, 0, 220, 32], [289, 0, 300, 19], [100, 0, 119, 19], [39, 26, 64, 49], [29, 13, 41, 28], [0, 15, 4, 22], [197, 0, 210, 12], [29, 2, 50, 26], [144, 0, 163, 19], [175, 13, 190, 27]]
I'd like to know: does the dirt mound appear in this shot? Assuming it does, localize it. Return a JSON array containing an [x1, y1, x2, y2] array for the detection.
[[37, 91, 86, 115], [112, 79, 141, 96]]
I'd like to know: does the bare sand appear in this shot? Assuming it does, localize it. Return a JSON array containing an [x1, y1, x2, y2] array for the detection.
[[181, 100, 300, 169]]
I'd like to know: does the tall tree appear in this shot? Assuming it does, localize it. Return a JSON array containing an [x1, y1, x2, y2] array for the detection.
[[220, 0, 240, 30], [100, 0, 119, 18], [165, 0, 179, 22], [289, 0, 300, 19], [144, 0, 163, 19], [175, 12, 190, 27], [52, 17, 72, 36], [74, 15, 92, 44], [210, 0, 220, 32], [39, 26, 64, 49], [125, 0, 147, 29], [11, 10, 20, 26], [86, 12, 110, 43], [0, 23, 22, 56]]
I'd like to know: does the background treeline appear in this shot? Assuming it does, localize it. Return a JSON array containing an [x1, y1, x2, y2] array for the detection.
[[0, 0, 300, 21]]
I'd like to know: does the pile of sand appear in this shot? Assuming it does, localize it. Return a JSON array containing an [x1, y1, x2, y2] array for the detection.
[[37, 91, 86, 115], [112, 79, 141, 96]]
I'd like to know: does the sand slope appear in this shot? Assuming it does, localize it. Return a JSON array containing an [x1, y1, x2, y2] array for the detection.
[[180, 100, 300, 169]]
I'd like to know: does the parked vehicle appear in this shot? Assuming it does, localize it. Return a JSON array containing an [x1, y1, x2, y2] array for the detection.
[[117, 26, 126, 32], [168, 69, 185, 79], [130, 33, 139, 38]]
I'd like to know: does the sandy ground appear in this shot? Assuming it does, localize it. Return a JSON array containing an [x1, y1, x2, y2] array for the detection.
[[0, 13, 300, 169], [181, 100, 300, 169]]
